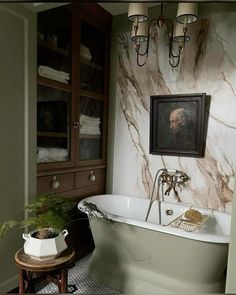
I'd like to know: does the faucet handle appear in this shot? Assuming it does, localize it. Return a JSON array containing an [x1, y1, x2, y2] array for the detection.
[[165, 209, 173, 216]]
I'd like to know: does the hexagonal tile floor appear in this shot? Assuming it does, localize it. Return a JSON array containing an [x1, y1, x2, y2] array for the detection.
[[36, 254, 120, 294]]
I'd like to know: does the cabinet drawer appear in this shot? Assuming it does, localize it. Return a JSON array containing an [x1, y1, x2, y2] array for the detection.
[[37, 173, 75, 194], [75, 168, 105, 188]]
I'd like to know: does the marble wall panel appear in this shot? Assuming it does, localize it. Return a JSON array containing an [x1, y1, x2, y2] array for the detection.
[[113, 12, 236, 211]]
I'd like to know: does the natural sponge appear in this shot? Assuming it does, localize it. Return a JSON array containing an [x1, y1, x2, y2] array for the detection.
[[184, 209, 202, 223]]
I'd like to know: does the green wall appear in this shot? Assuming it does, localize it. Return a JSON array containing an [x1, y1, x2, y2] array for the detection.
[[0, 4, 36, 292]]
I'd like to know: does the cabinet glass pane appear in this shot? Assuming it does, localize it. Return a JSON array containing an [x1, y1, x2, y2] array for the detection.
[[38, 7, 72, 84], [80, 21, 105, 94], [37, 85, 71, 163], [78, 96, 103, 160]]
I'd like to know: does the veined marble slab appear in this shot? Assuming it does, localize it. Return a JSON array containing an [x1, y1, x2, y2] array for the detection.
[[113, 13, 236, 212]]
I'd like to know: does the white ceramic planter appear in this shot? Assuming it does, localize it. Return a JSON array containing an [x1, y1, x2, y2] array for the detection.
[[22, 228, 68, 261]]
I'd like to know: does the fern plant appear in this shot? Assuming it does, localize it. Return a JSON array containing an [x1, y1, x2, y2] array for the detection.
[[80, 201, 110, 222], [0, 195, 77, 239]]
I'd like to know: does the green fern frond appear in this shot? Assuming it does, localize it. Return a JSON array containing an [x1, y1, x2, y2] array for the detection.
[[0, 194, 77, 239], [82, 202, 111, 223], [0, 221, 18, 239]]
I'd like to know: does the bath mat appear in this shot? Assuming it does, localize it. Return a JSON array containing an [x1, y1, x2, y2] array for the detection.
[[35, 254, 120, 294]]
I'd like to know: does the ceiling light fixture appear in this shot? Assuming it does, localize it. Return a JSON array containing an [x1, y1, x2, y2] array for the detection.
[[127, 2, 198, 67]]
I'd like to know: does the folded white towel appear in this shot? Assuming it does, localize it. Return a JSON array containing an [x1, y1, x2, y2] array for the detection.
[[38, 66, 70, 84], [39, 66, 70, 78], [79, 125, 101, 135], [39, 73, 69, 84], [80, 114, 100, 127], [80, 114, 100, 121], [37, 147, 68, 163]]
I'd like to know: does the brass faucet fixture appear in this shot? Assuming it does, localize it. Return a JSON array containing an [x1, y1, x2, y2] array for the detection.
[[145, 169, 189, 223]]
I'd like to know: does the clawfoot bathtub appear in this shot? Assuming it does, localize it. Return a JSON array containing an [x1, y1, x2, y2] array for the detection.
[[78, 194, 231, 294]]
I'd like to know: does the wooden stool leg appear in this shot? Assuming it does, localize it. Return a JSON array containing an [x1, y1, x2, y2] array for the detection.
[[60, 268, 68, 293], [18, 269, 25, 294]]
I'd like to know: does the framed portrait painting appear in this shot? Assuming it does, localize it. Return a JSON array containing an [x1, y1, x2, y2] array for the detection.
[[149, 93, 207, 157]]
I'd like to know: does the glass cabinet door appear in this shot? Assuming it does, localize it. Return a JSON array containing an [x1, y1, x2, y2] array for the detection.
[[37, 6, 73, 167], [37, 7, 72, 85], [77, 18, 106, 163], [78, 95, 103, 161], [37, 85, 71, 163], [80, 20, 105, 94]]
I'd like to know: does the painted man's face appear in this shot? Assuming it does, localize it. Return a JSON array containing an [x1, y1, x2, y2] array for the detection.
[[170, 109, 183, 135]]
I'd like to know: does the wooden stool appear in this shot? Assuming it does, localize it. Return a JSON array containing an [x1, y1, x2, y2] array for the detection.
[[14, 247, 75, 294]]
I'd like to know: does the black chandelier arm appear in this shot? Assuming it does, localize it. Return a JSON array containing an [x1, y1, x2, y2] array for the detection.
[[155, 16, 183, 61], [169, 55, 180, 67], [169, 39, 184, 59], [135, 17, 168, 61], [133, 18, 157, 58], [168, 47, 182, 67], [135, 37, 149, 57], [132, 1, 192, 68], [136, 18, 160, 55], [136, 52, 148, 67], [135, 19, 159, 66], [134, 19, 156, 66]]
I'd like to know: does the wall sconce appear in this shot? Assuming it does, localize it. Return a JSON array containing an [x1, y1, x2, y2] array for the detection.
[[128, 2, 198, 67]]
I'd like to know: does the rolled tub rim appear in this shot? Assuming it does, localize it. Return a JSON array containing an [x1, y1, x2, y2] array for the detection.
[[78, 194, 230, 244]]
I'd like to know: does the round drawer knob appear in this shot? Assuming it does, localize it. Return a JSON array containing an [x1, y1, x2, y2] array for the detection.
[[89, 174, 96, 182], [51, 180, 60, 189]]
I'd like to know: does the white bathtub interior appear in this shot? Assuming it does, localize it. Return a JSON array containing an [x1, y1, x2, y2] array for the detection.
[[81, 194, 231, 242]]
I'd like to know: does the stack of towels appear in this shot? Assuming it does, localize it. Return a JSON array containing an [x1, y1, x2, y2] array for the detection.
[[37, 147, 68, 163], [38, 65, 70, 84], [79, 114, 101, 135]]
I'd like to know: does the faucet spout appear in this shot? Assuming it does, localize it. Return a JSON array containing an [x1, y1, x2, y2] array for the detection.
[[145, 168, 167, 222], [145, 168, 189, 224]]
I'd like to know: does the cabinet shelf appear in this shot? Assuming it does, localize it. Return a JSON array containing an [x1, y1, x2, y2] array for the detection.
[[38, 39, 70, 56], [38, 76, 72, 92], [37, 131, 68, 138], [80, 89, 104, 101], [80, 56, 103, 71]]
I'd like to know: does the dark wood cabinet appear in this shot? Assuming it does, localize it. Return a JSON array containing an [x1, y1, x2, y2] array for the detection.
[[37, 4, 112, 260], [37, 173, 75, 194]]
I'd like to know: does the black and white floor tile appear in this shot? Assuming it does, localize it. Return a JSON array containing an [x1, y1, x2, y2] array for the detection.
[[36, 254, 120, 294]]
